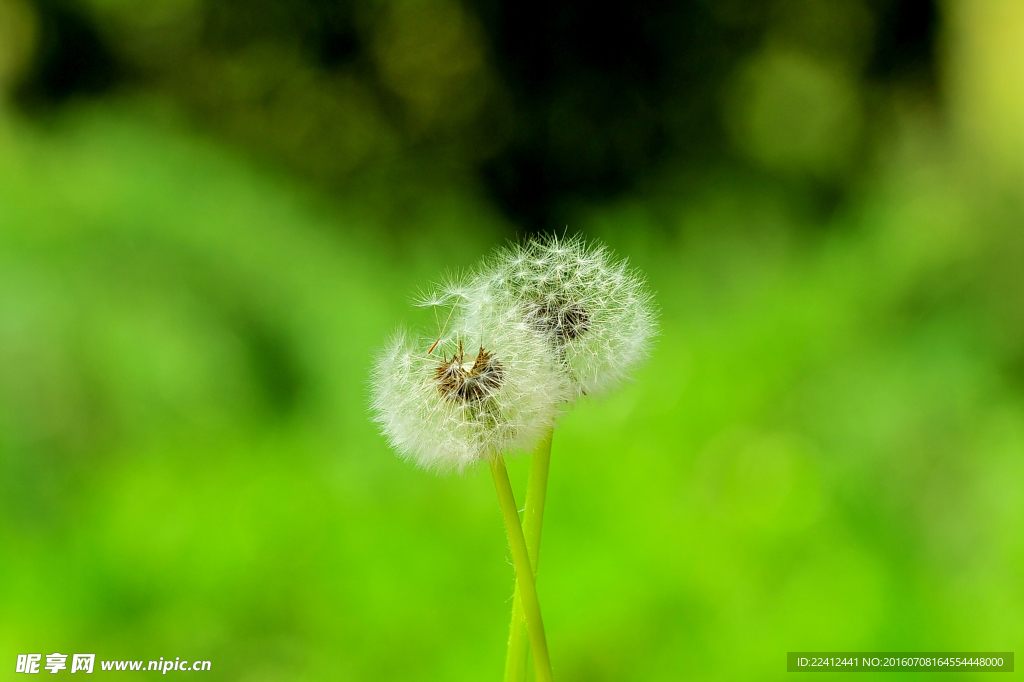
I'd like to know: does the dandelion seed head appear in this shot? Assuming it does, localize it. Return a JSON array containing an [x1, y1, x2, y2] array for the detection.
[[454, 235, 657, 399], [370, 307, 569, 473]]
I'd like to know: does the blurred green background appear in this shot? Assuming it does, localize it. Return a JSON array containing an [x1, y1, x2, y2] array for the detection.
[[1, 0, 1023, 679]]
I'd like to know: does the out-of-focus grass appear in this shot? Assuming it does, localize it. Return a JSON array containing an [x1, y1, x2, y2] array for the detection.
[[1, 101, 1022, 681]]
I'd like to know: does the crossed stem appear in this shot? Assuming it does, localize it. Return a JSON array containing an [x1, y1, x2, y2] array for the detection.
[[490, 447, 554, 682]]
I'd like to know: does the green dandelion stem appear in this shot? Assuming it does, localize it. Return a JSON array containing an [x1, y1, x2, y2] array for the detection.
[[490, 455, 553, 682], [503, 430, 553, 682]]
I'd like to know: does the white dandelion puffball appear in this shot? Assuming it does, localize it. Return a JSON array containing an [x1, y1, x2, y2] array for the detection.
[[459, 235, 656, 399], [371, 309, 569, 473]]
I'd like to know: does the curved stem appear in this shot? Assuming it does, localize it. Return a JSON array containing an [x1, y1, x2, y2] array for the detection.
[[504, 430, 553, 682], [490, 456, 553, 682]]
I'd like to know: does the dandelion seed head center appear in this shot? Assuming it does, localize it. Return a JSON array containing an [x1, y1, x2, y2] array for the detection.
[[527, 296, 591, 342], [434, 346, 504, 403]]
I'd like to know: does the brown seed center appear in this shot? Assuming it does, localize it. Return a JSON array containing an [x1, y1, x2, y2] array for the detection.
[[435, 344, 504, 403], [527, 297, 590, 343]]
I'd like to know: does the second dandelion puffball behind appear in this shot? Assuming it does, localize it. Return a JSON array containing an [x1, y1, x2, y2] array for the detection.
[[451, 235, 657, 399]]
